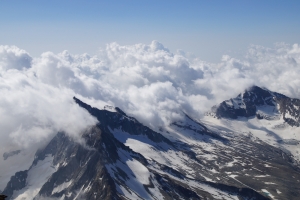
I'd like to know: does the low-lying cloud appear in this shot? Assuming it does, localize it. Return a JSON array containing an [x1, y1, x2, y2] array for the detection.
[[0, 41, 300, 155]]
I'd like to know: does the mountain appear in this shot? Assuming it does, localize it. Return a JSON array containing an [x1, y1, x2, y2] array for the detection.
[[2, 86, 300, 199], [211, 86, 300, 127]]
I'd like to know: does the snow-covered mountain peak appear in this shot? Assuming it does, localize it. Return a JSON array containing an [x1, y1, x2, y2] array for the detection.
[[210, 86, 300, 127]]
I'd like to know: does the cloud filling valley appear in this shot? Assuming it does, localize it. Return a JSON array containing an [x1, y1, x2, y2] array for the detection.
[[0, 41, 300, 156]]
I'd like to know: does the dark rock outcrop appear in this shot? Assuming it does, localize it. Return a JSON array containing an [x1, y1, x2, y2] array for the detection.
[[213, 86, 300, 127]]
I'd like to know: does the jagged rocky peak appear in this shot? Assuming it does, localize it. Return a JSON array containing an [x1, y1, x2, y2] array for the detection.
[[211, 86, 300, 126], [73, 96, 126, 116], [211, 86, 277, 119], [3, 125, 122, 199], [73, 96, 172, 144]]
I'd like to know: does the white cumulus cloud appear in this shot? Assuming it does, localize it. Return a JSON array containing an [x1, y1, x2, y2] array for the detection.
[[0, 40, 300, 162]]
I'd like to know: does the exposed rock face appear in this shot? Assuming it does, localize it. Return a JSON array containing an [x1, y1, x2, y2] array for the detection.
[[0, 195, 8, 200], [278, 98, 300, 126], [3, 127, 120, 200], [37, 128, 120, 200], [213, 86, 280, 119], [212, 86, 300, 127], [73, 97, 173, 145], [2, 170, 27, 199], [3, 94, 300, 199]]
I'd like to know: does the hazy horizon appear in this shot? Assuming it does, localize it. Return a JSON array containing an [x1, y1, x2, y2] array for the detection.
[[1, 0, 300, 62]]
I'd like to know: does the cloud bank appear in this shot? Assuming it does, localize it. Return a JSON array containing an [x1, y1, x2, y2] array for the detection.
[[0, 41, 300, 154]]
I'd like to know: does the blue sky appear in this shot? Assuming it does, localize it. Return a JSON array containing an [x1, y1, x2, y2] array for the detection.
[[1, 0, 300, 61]]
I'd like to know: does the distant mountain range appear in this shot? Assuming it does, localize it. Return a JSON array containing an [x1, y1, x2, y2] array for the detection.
[[2, 86, 300, 200]]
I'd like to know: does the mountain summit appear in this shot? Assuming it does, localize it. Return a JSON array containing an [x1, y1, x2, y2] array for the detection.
[[211, 86, 300, 127]]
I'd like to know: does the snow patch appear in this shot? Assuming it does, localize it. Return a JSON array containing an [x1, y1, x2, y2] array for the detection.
[[13, 155, 56, 200], [276, 189, 281, 194], [52, 180, 73, 194], [261, 189, 275, 199], [126, 159, 150, 185]]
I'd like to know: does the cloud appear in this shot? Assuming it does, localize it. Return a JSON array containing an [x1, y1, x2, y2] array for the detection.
[[0, 41, 300, 158], [0, 45, 32, 70], [1, 41, 300, 191], [0, 50, 97, 156]]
